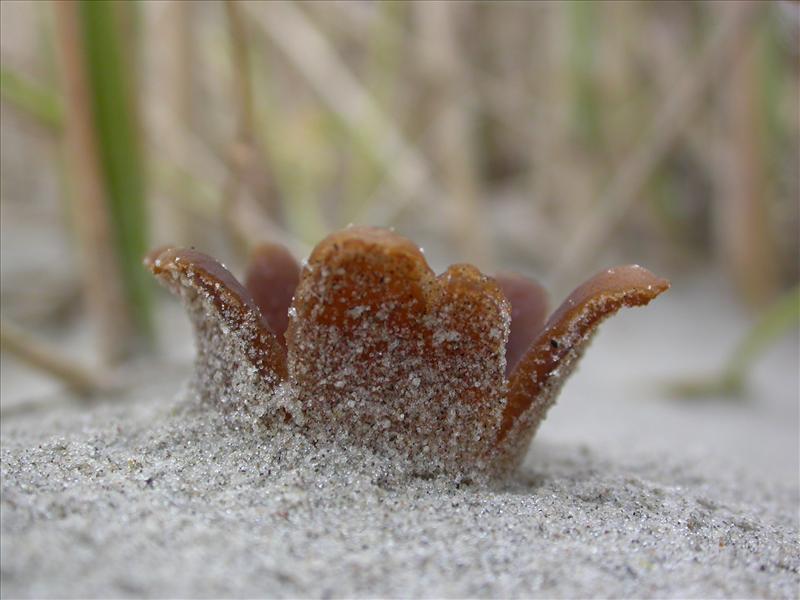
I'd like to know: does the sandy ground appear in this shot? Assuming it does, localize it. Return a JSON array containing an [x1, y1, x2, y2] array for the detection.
[[1, 275, 798, 598]]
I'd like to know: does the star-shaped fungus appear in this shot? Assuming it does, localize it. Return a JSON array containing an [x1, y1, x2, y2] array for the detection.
[[145, 227, 668, 480]]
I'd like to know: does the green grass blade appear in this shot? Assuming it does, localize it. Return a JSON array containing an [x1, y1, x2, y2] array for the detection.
[[0, 67, 62, 130], [567, 0, 601, 146], [78, 0, 152, 342], [722, 285, 800, 384], [666, 285, 800, 399]]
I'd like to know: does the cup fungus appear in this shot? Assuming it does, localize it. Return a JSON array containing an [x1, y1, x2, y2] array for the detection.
[[145, 226, 669, 480]]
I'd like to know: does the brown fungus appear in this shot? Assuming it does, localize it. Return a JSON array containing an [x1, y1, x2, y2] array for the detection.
[[285, 228, 510, 473], [145, 247, 286, 417], [494, 273, 549, 375], [245, 242, 300, 344], [145, 227, 668, 479], [496, 265, 670, 470]]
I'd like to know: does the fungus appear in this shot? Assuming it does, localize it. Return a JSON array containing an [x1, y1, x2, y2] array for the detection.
[[145, 226, 668, 479]]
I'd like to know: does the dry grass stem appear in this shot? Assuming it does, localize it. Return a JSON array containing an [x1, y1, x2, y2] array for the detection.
[[243, 0, 446, 227], [52, 0, 133, 364], [0, 318, 107, 394], [552, 1, 764, 291], [222, 0, 288, 260], [416, 2, 490, 268], [717, 8, 779, 307]]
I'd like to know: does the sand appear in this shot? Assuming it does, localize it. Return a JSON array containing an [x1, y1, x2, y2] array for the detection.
[[2, 275, 798, 598]]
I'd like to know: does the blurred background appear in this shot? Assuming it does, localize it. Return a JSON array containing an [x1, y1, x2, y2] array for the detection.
[[1, 1, 798, 414]]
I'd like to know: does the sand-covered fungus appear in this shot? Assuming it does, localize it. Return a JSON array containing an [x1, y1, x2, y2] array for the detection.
[[145, 227, 668, 479]]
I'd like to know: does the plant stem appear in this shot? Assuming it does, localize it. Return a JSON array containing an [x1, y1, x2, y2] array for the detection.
[[1, 318, 107, 395], [0, 66, 62, 130], [78, 0, 152, 343], [52, 0, 133, 364], [552, 1, 763, 294]]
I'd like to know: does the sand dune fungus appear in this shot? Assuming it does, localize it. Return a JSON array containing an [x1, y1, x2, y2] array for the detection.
[[145, 227, 668, 479]]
